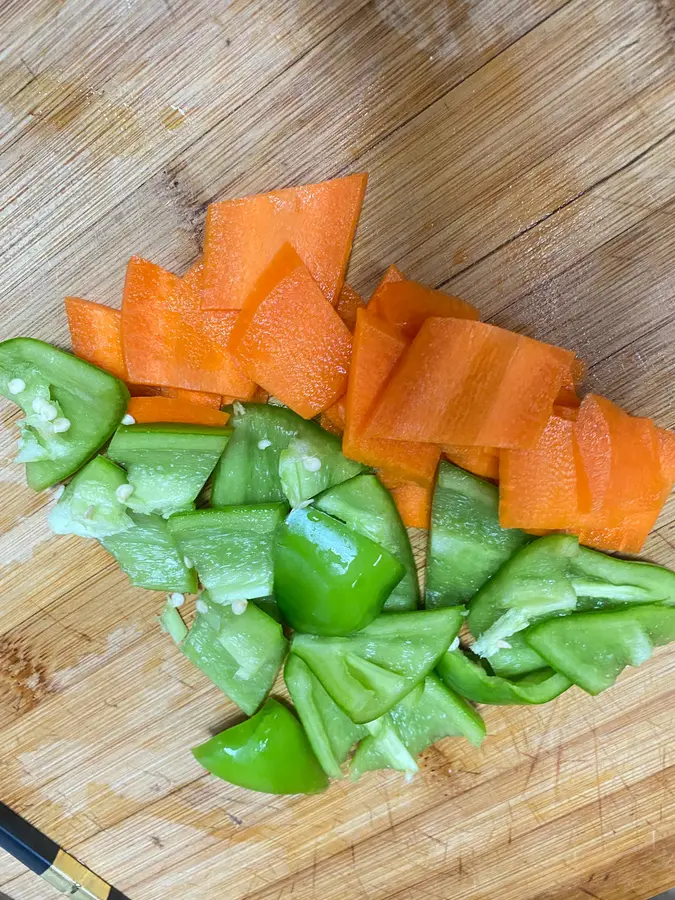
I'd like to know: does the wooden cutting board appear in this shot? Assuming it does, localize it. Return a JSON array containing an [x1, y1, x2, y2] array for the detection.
[[1, 1, 674, 898]]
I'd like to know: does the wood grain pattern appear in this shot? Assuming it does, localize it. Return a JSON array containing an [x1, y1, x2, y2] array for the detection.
[[1, 1, 674, 898]]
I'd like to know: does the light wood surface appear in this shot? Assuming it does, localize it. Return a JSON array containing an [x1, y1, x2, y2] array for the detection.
[[1, 1, 674, 898]]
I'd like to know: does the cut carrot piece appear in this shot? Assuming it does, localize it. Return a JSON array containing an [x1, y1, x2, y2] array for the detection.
[[368, 318, 574, 449], [335, 284, 365, 332], [343, 309, 440, 484], [373, 280, 479, 339], [202, 174, 367, 310], [320, 414, 342, 437], [378, 471, 432, 529], [575, 395, 666, 553], [65, 297, 128, 380], [121, 256, 256, 399], [129, 385, 222, 408], [321, 396, 346, 435], [443, 444, 500, 481], [657, 427, 675, 487], [499, 413, 588, 531], [127, 396, 229, 427], [227, 244, 352, 418], [368, 264, 405, 315], [555, 356, 586, 408], [183, 257, 204, 290]]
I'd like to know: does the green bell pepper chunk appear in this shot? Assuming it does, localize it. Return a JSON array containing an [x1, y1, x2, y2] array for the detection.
[[48, 456, 134, 539], [284, 654, 367, 779], [469, 535, 675, 678], [437, 648, 572, 705], [168, 503, 288, 604], [107, 423, 230, 517], [211, 403, 363, 507], [314, 473, 419, 611], [292, 607, 464, 723], [426, 461, 530, 608], [101, 513, 197, 592], [0, 338, 129, 490], [526, 604, 675, 695], [192, 698, 328, 794], [274, 507, 405, 635], [350, 674, 485, 780], [162, 593, 288, 715]]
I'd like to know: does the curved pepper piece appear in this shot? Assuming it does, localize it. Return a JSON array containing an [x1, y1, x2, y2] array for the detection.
[[192, 698, 328, 794], [48, 456, 134, 539], [469, 534, 675, 678], [0, 338, 129, 490], [437, 648, 571, 706], [292, 607, 464, 723], [274, 507, 405, 635], [526, 605, 675, 695], [315, 473, 419, 611]]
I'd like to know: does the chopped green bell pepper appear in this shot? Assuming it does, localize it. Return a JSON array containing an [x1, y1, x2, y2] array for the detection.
[[101, 512, 197, 592], [107, 423, 230, 517], [168, 503, 288, 604], [292, 607, 464, 723], [193, 698, 328, 794], [526, 604, 675, 695], [469, 534, 675, 678], [437, 647, 572, 705], [163, 593, 288, 714], [211, 403, 363, 507], [314, 473, 419, 611], [48, 456, 134, 539], [0, 338, 129, 490], [274, 507, 405, 635], [350, 674, 486, 780], [284, 654, 367, 779], [425, 461, 530, 608]]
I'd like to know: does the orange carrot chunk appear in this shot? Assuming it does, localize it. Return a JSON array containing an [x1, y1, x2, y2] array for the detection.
[[335, 284, 365, 332], [373, 280, 479, 339], [321, 396, 346, 435], [555, 356, 586, 408], [442, 444, 500, 482], [227, 244, 352, 418], [343, 309, 440, 484], [575, 395, 666, 553], [129, 385, 222, 408], [202, 174, 368, 310], [367, 264, 405, 315], [65, 297, 128, 380], [499, 413, 588, 531], [127, 396, 229, 427], [377, 469, 432, 529], [367, 318, 574, 449], [121, 256, 256, 399]]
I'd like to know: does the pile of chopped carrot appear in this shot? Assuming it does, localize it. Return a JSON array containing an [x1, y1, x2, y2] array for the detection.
[[64, 173, 674, 551]]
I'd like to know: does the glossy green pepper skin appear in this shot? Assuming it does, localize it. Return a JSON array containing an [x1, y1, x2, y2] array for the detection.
[[274, 507, 405, 636], [192, 698, 328, 794], [0, 338, 129, 490], [437, 648, 571, 705], [526, 604, 675, 695]]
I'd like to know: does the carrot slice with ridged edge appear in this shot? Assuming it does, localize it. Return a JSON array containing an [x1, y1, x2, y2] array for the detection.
[[372, 280, 480, 339], [227, 244, 352, 418], [343, 309, 439, 484], [367, 264, 405, 314], [367, 318, 574, 449], [335, 284, 365, 332], [442, 445, 500, 481], [377, 469, 432, 529], [65, 297, 128, 381], [499, 411, 589, 532], [127, 396, 229, 427], [202, 174, 368, 310], [121, 256, 255, 399], [576, 395, 666, 553]]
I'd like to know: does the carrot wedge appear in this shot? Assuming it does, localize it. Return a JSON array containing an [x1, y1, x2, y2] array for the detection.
[[65, 297, 128, 380], [320, 396, 346, 435], [377, 469, 432, 528], [121, 256, 255, 399], [129, 385, 222, 408], [343, 309, 440, 484], [367, 318, 574, 449], [367, 264, 405, 315], [228, 244, 352, 418], [335, 284, 365, 332], [443, 444, 500, 481], [373, 280, 479, 339], [202, 174, 367, 310], [127, 396, 229, 427]]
